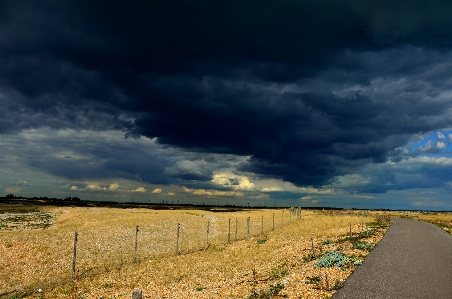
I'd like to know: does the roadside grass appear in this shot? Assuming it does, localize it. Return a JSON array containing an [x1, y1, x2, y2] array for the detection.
[[0, 205, 393, 298], [394, 211, 452, 235]]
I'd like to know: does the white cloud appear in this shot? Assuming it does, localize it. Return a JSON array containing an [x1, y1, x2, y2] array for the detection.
[[70, 186, 78, 190], [249, 194, 270, 199], [85, 184, 102, 191], [132, 187, 146, 193], [108, 183, 119, 191], [16, 180, 29, 186], [5, 187, 21, 194], [437, 141, 446, 149], [152, 188, 162, 194], [182, 186, 244, 197], [211, 173, 255, 190], [300, 195, 320, 204], [166, 192, 175, 196], [437, 132, 446, 139], [261, 187, 284, 192], [414, 156, 452, 164]]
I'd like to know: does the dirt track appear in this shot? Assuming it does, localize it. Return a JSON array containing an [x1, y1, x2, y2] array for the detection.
[[333, 218, 452, 299]]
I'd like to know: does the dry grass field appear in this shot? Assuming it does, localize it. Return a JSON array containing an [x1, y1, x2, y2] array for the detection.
[[388, 210, 452, 234], [0, 204, 397, 299]]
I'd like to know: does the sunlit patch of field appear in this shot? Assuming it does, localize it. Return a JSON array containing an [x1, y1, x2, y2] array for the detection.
[[1, 205, 390, 298]]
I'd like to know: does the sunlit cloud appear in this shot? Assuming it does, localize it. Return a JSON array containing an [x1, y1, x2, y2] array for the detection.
[[132, 187, 146, 193], [108, 183, 119, 191], [182, 186, 244, 197], [5, 187, 21, 194], [152, 188, 162, 194], [85, 184, 103, 191], [211, 173, 256, 191], [261, 187, 284, 192]]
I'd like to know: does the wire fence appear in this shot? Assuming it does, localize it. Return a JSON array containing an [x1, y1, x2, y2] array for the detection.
[[71, 208, 302, 280]]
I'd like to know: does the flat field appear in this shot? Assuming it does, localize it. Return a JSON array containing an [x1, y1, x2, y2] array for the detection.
[[0, 204, 395, 299]]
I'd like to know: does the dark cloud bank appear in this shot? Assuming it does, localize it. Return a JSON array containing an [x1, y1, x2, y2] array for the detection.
[[2, 0, 452, 192]]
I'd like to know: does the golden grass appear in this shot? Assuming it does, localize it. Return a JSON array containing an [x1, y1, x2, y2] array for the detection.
[[388, 210, 452, 234], [1, 205, 389, 298]]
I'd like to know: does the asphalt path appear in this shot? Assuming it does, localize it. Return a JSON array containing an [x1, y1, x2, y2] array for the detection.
[[333, 218, 452, 299]]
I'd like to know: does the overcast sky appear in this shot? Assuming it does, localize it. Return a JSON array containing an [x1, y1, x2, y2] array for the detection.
[[2, 1, 452, 210]]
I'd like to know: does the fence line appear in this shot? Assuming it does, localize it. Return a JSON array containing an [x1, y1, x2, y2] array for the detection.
[[70, 208, 303, 279]]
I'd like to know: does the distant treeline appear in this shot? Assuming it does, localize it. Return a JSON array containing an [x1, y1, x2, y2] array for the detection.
[[1, 194, 81, 202]]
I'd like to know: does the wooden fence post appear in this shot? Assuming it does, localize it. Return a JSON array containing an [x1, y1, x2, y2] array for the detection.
[[72, 231, 78, 280], [228, 219, 231, 243], [282, 210, 284, 226], [247, 217, 250, 239], [350, 223, 352, 238], [176, 223, 180, 255], [272, 213, 275, 230], [134, 225, 139, 263], [206, 220, 210, 248], [235, 218, 238, 241], [261, 215, 264, 234]]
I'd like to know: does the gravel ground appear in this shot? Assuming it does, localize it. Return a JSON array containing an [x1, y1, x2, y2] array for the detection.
[[333, 218, 452, 299], [0, 207, 389, 299]]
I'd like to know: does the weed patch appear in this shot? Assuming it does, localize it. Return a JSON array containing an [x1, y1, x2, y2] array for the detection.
[[248, 283, 286, 299], [352, 242, 375, 251], [269, 263, 289, 279]]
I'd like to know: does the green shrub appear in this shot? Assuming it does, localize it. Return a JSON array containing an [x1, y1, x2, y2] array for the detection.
[[353, 242, 375, 251], [269, 263, 288, 279], [248, 283, 285, 299], [315, 251, 349, 268]]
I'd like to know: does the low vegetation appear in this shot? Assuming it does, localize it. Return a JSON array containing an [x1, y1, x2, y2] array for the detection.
[[0, 204, 413, 298]]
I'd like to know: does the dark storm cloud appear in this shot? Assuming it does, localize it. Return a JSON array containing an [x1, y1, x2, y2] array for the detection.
[[3, 1, 452, 187]]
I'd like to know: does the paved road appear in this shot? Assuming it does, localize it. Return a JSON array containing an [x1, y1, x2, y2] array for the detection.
[[333, 218, 452, 299]]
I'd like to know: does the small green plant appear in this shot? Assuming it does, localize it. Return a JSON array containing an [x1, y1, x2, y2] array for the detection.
[[353, 242, 375, 251], [305, 275, 321, 285], [322, 240, 333, 245], [196, 286, 205, 291], [302, 253, 319, 262], [316, 251, 350, 268], [349, 255, 363, 265], [61, 282, 73, 295], [210, 245, 225, 252], [357, 229, 376, 238], [257, 239, 267, 244], [269, 263, 288, 279], [248, 283, 285, 299], [332, 279, 344, 290]]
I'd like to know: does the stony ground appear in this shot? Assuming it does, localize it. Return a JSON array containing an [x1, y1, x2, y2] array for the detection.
[[0, 205, 389, 299]]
